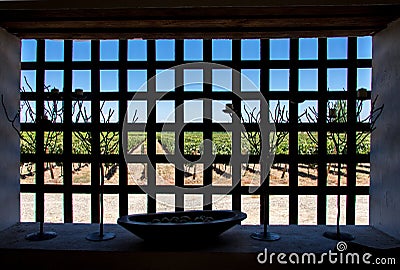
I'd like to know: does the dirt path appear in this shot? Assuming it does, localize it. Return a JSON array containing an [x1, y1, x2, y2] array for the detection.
[[20, 142, 370, 225], [127, 143, 147, 185]]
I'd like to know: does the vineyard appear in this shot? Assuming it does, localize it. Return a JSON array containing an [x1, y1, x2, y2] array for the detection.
[[20, 130, 370, 225], [20, 131, 370, 187], [16, 89, 372, 222], [18, 85, 372, 185]]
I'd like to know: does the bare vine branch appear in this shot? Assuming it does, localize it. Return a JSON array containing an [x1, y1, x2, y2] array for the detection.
[[1, 94, 21, 138]]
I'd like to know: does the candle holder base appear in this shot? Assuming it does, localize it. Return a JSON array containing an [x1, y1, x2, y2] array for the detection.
[[25, 231, 57, 241], [323, 231, 355, 241], [251, 231, 280, 241], [86, 231, 116, 241]]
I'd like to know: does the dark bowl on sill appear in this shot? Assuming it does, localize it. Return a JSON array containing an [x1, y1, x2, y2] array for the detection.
[[117, 210, 247, 242]]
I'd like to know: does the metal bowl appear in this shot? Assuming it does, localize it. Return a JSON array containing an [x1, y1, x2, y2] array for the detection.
[[117, 210, 247, 242]]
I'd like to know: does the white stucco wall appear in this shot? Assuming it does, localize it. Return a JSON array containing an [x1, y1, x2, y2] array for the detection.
[[371, 19, 400, 240], [0, 28, 20, 231]]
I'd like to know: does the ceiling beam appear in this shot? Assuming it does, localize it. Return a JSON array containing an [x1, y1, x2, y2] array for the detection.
[[0, 5, 399, 39]]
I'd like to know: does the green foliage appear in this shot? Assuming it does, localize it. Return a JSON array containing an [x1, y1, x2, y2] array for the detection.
[[241, 132, 260, 155], [72, 132, 91, 154], [21, 132, 371, 156], [128, 132, 146, 152], [275, 132, 289, 155], [212, 132, 232, 155], [356, 132, 371, 154], [44, 131, 63, 154], [20, 131, 63, 154], [20, 131, 35, 154], [157, 131, 234, 156], [100, 131, 119, 155], [298, 132, 318, 155], [157, 132, 175, 154], [184, 132, 203, 155]]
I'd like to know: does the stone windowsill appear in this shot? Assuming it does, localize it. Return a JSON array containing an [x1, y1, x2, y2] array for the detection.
[[0, 223, 399, 269]]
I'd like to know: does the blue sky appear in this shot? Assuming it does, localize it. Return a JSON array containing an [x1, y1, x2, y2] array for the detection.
[[20, 37, 372, 123]]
